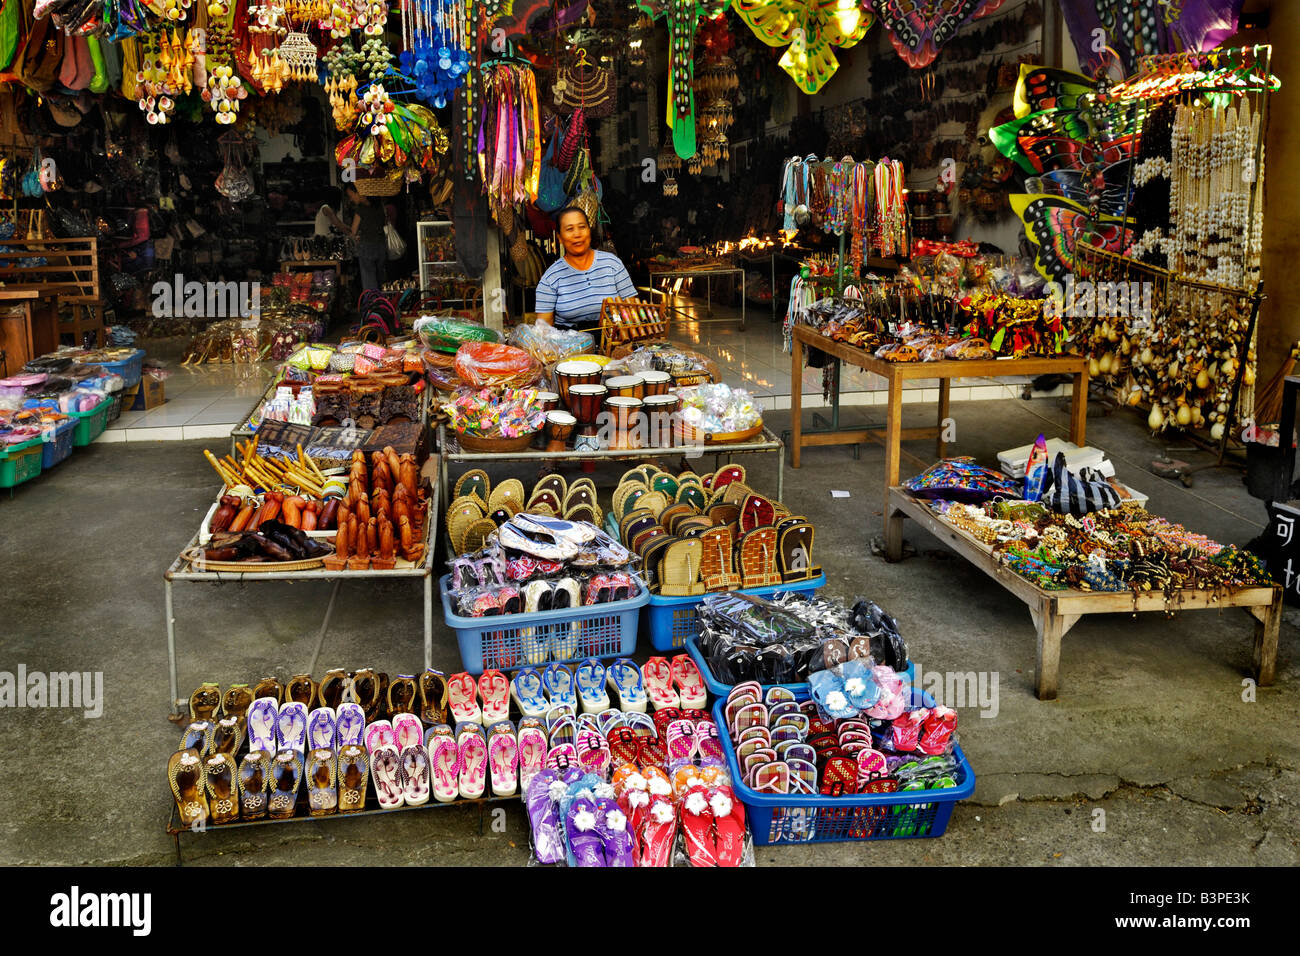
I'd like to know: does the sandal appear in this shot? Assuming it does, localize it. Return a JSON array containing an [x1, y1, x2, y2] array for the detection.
[[426, 726, 461, 803], [641, 658, 679, 710], [337, 745, 369, 812], [419, 669, 449, 725], [387, 675, 418, 716], [170, 750, 209, 828], [179, 720, 214, 756], [670, 655, 707, 710], [542, 663, 577, 709], [400, 745, 432, 806], [305, 748, 338, 816], [221, 684, 253, 720], [275, 702, 309, 753], [307, 707, 337, 751], [335, 702, 365, 748], [516, 724, 548, 794], [285, 674, 318, 711], [447, 672, 482, 724], [478, 670, 511, 724], [268, 750, 304, 819], [251, 677, 283, 704], [679, 786, 718, 867], [201, 753, 238, 825], [238, 751, 271, 819], [371, 747, 405, 808], [606, 658, 647, 712], [575, 659, 611, 713], [457, 724, 488, 799], [247, 698, 279, 753], [392, 712, 424, 752], [188, 682, 221, 722]]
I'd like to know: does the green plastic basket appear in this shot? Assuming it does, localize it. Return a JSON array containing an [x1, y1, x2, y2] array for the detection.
[[70, 398, 111, 447], [0, 438, 44, 489]]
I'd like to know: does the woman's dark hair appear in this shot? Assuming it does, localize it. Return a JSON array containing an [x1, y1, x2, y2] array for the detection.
[[556, 206, 589, 228]]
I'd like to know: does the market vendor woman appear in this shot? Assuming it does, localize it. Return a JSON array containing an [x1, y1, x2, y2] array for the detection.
[[535, 206, 636, 331]]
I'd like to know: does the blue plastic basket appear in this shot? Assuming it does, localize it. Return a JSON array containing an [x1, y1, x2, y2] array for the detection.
[[713, 690, 975, 845], [41, 418, 76, 469], [83, 349, 145, 388], [688, 634, 915, 699], [439, 573, 649, 674], [643, 573, 827, 651]]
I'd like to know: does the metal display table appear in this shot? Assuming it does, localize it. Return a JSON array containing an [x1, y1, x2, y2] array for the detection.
[[162, 492, 439, 716], [648, 265, 746, 330], [885, 487, 1282, 700], [230, 380, 431, 456], [439, 423, 785, 503], [790, 324, 1089, 516]]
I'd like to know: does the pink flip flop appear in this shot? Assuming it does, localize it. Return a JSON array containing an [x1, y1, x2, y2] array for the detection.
[[517, 725, 548, 793], [666, 719, 697, 766], [457, 726, 488, 799], [488, 729, 519, 797], [364, 720, 398, 755], [695, 720, 725, 764], [427, 727, 460, 803], [392, 712, 424, 752]]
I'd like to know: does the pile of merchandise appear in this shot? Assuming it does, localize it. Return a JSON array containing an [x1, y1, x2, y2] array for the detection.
[[445, 471, 602, 554], [696, 592, 909, 687], [722, 682, 960, 798], [196, 446, 427, 570], [611, 464, 817, 595], [904, 455, 1273, 597]]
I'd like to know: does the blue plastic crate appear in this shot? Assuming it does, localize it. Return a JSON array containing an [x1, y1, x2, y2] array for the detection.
[[40, 418, 76, 469], [713, 690, 975, 845], [83, 349, 145, 388], [688, 634, 915, 698], [439, 573, 648, 674], [643, 573, 827, 651]]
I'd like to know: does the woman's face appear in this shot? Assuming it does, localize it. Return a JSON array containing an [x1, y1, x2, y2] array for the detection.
[[558, 211, 591, 257]]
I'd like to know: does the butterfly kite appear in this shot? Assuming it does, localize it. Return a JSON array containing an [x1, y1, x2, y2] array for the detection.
[[731, 0, 874, 95], [871, 0, 1006, 69]]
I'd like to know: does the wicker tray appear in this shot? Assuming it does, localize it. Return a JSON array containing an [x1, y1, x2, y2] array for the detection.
[[182, 548, 329, 573], [674, 421, 764, 445], [454, 431, 539, 452]]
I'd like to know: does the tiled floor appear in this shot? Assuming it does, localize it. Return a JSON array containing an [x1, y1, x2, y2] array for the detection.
[[97, 363, 275, 443], [95, 297, 1069, 441]]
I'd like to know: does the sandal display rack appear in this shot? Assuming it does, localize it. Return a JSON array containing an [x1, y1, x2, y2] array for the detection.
[[162, 493, 440, 716]]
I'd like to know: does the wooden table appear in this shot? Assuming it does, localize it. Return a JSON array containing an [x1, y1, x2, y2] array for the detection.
[[790, 324, 1089, 514], [885, 487, 1282, 700], [0, 284, 83, 371]]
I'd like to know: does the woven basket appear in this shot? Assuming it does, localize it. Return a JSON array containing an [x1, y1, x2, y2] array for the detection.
[[355, 168, 405, 197]]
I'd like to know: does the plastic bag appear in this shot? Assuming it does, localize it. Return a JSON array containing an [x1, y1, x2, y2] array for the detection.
[[413, 314, 502, 353], [508, 321, 594, 365], [454, 342, 543, 389], [676, 383, 762, 435]]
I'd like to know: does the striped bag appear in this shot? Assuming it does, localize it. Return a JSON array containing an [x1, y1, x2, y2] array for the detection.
[[1044, 452, 1121, 516]]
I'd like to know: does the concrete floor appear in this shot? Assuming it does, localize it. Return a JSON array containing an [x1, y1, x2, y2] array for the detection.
[[0, 390, 1296, 866]]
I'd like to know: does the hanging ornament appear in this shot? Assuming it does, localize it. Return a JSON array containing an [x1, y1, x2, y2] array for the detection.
[[637, 0, 728, 160], [870, 0, 1005, 70], [732, 0, 873, 94]]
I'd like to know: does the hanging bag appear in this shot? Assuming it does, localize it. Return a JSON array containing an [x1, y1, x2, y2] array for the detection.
[[13, 13, 64, 93], [385, 222, 407, 260], [535, 135, 566, 212]]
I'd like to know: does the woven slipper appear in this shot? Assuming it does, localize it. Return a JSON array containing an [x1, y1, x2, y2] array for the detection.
[[527, 489, 563, 514], [777, 520, 819, 582], [658, 537, 704, 597], [737, 526, 781, 588], [658, 502, 696, 531], [675, 484, 707, 510], [566, 504, 601, 525], [454, 469, 491, 503], [445, 494, 486, 531], [673, 516, 715, 538], [621, 510, 658, 544], [739, 493, 776, 533], [699, 526, 740, 591], [533, 474, 567, 502], [651, 473, 679, 499], [640, 535, 676, 590], [638, 490, 670, 519], [461, 517, 499, 555], [489, 478, 526, 512]]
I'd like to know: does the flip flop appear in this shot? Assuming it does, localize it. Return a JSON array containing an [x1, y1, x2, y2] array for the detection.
[[246, 697, 278, 752], [607, 727, 641, 766], [596, 708, 624, 735], [337, 745, 369, 812], [546, 742, 578, 773], [709, 786, 746, 866], [179, 720, 215, 756], [251, 677, 283, 704], [696, 721, 726, 765], [221, 684, 253, 721], [447, 672, 482, 724], [426, 727, 461, 803], [526, 769, 567, 864], [752, 761, 790, 795], [670, 654, 707, 709], [335, 702, 365, 748], [275, 702, 308, 753], [511, 667, 550, 718], [188, 682, 221, 722], [594, 795, 636, 868], [488, 722, 519, 797], [517, 724, 548, 793], [399, 744, 431, 806], [457, 724, 488, 799], [641, 658, 679, 710], [575, 659, 611, 713], [543, 663, 578, 709], [666, 719, 698, 765], [364, 720, 398, 755], [679, 786, 718, 867], [477, 670, 511, 724], [566, 795, 608, 867], [820, 756, 858, 797], [286, 674, 318, 711], [307, 707, 337, 751], [237, 751, 271, 820], [622, 712, 657, 737], [392, 712, 424, 752]]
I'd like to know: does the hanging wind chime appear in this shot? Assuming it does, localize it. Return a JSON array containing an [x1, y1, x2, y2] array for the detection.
[[399, 0, 471, 108]]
